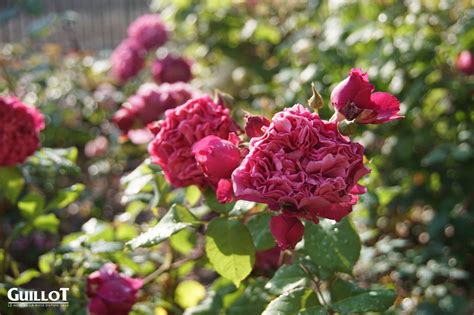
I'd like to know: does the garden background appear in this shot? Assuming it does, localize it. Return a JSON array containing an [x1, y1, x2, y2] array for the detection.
[[0, 0, 473, 314]]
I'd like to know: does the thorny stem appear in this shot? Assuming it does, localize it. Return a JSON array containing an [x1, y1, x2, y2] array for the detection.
[[299, 263, 330, 308]]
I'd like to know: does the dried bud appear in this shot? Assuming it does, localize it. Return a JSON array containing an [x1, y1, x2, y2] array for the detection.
[[308, 82, 324, 110], [214, 89, 235, 108]]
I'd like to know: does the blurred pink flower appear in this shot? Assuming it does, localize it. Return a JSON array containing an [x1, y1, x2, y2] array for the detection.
[[127, 14, 168, 50], [111, 39, 146, 83], [152, 54, 193, 84], [456, 50, 474, 75]]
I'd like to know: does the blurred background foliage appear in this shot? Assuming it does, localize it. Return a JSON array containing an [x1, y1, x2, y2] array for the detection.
[[0, 0, 473, 314]]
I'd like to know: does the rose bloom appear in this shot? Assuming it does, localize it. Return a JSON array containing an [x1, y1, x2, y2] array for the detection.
[[148, 95, 238, 187], [0, 96, 44, 166], [87, 263, 143, 315], [233, 104, 370, 222], [127, 14, 168, 50], [152, 54, 193, 84], [456, 50, 474, 75], [330, 68, 402, 124], [111, 39, 146, 83]]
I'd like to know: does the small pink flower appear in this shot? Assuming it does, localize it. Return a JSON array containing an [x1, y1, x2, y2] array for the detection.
[[269, 215, 304, 250], [456, 50, 474, 75], [127, 14, 168, 50], [152, 54, 193, 84], [111, 39, 146, 83], [330, 68, 403, 124], [233, 104, 369, 223], [84, 136, 108, 158], [244, 114, 270, 138], [87, 263, 143, 315], [148, 95, 237, 187], [0, 96, 44, 166]]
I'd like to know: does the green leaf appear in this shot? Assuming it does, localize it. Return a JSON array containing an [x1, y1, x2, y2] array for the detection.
[[265, 264, 307, 295], [228, 200, 256, 217], [170, 228, 197, 255], [304, 217, 360, 274], [33, 214, 60, 233], [227, 279, 272, 315], [127, 204, 198, 250], [14, 269, 41, 286], [0, 167, 24, 203], [18, 193, 45, 220], [39, 252, 54, 273], [262, 287, 326, 315], [247, 212, 275, 250], [330, 279, 396, 313], [186, 185, 202, 206], [47, 184, 85, 210], [205, 218, 255, 287], [175, 280, 207, 309], [203, 188, 235, 214]]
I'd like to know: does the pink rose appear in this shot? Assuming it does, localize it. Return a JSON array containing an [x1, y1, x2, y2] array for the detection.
[[111, 39, 146, 83], [269, 215, 304, 250], [456, 50, 474, 75], [87, 263, 143, 315], [127, 14, 168, 50], [0, 96, 44, 166], [216, 178, 234, 203], [148, 95, 237, 187], [152, 54, 193, 84], [244, 114, 270, 138], [233, 104, 370, 222], [330, 68, 402, 124]]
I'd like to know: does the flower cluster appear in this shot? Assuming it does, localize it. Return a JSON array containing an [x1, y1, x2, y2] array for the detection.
[[0, 96, 44, 166], [87, 263, 143, 315], [111, 14, 193, 84], [146, 68, 402, 250], [148, 95, 238, 188]]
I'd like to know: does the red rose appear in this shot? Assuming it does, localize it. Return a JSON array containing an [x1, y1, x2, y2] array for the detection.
[[148, 96, 237, 187], [87, 263, 143, 315], [456, 50, 474, 75], [0, 96, 44, 166], [152, 54, 193, 84], [111, 39, 146, 83], [127, 14, 168, 50], [233, 104, 369, 222], [330, 68, 402, 124], [269, 215, 304, 250]]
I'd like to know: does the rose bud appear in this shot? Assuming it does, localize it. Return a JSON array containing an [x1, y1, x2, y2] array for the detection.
[[112, 107, 136, 133], [192, 135, 241, 180], [0, 96, 44, 166], [216, 178, 234, 203], [127, 14, 168, 50], [456, 50, 474, 75], [111, 39, 146, 83], [152, 54, 193, 84], [330, 68, 403, 124], [244, 114, 270, 138], [87, 263, 143, 315], [269, 214, 304, 250], [254, 246, 281, 271]]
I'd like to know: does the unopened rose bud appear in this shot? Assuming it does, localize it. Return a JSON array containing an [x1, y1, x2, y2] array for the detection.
[[308, 82, 324, 110], [269, 214, 304, 250]]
